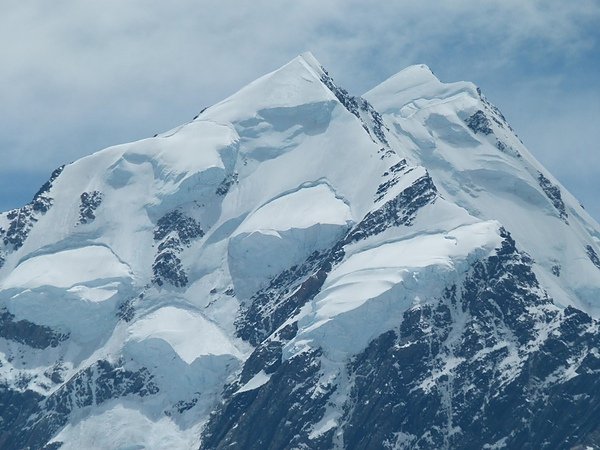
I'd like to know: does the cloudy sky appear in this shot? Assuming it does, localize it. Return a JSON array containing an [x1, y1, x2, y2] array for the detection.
[[2, 1, 599, 219]]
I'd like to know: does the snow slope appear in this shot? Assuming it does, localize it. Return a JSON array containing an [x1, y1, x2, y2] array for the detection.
[[1, 52, 599, 450], [365, 66, 600, 315]]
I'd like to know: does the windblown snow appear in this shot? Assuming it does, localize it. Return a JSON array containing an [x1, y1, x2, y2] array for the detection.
[[2, 246, 131, 290]]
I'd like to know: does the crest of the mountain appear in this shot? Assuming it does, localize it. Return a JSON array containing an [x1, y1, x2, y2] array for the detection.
[[1, 52, 599, 450]]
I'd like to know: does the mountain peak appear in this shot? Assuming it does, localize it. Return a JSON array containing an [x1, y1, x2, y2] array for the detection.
[[394, 63, 439, 82], [364, 63, 479, 115], [295, 51, 325, 75], [2, 54, 600, 450], [201, 52, 335, 123], [278, 51, 327, 81], [369, 63, 440, 95]]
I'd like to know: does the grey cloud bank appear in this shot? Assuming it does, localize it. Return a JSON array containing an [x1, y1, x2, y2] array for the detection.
[[1, 1, 599, 218]]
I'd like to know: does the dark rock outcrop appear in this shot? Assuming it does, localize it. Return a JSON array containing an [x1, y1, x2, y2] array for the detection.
[[0, 360, 158, 450], [152, 210, 204, 287], [348, 173, 437, 242], [466, 110, 493, 135], [78, 191, 103, 224], [216, 173, 239, 196], [203, 230, 600, 450], [1, 165, 65, 251], [586, 245, 600, 270], [375, 159, 408, 202], [0, 309, 68, 349], [538, 172, 568, 222], [320, 68, 389, 147]]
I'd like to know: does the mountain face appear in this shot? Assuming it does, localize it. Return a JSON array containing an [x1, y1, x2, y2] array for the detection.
[[1, 52, 600, 450]]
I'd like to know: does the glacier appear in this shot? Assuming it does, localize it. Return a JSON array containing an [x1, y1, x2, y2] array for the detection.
[[0, 52, 599, 449]]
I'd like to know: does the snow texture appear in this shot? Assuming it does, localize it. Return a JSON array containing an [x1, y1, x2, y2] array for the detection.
[[1, 52, 600, 450]]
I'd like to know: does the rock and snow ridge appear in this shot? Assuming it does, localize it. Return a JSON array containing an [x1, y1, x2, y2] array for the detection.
[[1, 52, 600, 449]]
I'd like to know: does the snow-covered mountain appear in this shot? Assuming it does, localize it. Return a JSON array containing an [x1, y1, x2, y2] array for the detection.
[[1, 52, 599, 450]]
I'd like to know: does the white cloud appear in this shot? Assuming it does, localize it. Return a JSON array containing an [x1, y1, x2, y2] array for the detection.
[[1, 0, 598, 216]]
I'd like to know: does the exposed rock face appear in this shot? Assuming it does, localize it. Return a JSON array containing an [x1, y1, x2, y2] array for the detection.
[[0, 309, 68, 349], [216, 172, 238, 196], [78, 191, 103, 224], [0, 361, 159, 450], [466, 110, 493, 135], [1, 165, 64, 251], [152, 210, 204, 287], [31, 166, 65, 214], [348, 172, 437, 241], [375, 160, 408, 202], [538, 172, 568, 222], [202, 349, 334, 450], [587, 245, 600, 270], [203, 231, 600, 450], [235, 246, 341, 347], [320, 68, 389, 147]]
